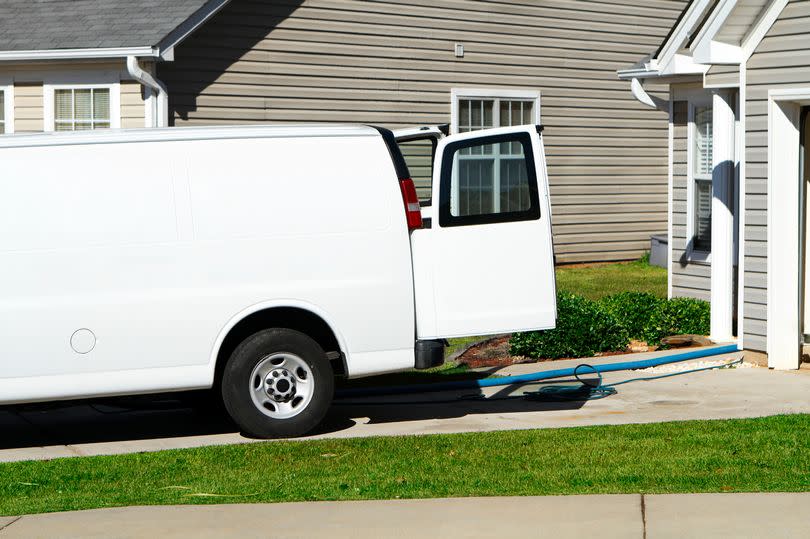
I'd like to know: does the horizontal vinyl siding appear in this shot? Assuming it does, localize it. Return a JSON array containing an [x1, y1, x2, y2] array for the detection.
[[120, 80, 145, 129], [743, 0, 810, 352], [0, 61, 146, 132], [160, 0, 685, 263], [670, 98, 711, 301], [12, 82, 43, 133], [705, 64, 740, 88]]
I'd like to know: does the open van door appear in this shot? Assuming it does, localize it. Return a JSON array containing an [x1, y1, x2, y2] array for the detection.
[[410, 125, 556, 339]]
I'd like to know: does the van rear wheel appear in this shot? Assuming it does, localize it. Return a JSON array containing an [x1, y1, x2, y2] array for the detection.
[[222, 328, 334, 438]]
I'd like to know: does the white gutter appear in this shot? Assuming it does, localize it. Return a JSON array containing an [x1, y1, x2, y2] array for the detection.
[[0, 46, 158, 62], [630, 78, 668, 110], [126, 55, 169, 128]]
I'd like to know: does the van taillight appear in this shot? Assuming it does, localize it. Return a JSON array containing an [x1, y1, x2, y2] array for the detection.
[[398, 178, 423, 230]]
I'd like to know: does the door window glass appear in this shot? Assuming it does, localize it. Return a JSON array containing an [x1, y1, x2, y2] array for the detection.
[[440, 132, 540, 227]]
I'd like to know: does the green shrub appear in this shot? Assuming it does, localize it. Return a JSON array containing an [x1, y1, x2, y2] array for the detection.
[[647, 297, 711, 344], [599, 292, 665, 343], [509, 291, 712, 360], [510, 291, 628, 359]]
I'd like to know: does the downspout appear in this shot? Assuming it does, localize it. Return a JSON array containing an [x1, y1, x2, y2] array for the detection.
[[630, 77, 668, 110], [126, 55, 169, 127]]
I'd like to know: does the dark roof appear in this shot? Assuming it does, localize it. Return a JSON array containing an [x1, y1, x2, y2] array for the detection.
[[0, 0, 214, 51]]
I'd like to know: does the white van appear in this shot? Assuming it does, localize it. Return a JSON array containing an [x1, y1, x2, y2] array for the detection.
[[0, 124, 556, 437]]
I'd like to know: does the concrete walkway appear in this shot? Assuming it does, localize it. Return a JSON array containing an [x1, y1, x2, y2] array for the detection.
[[2, 347, 810, 463], [1, 493, 808, 538]]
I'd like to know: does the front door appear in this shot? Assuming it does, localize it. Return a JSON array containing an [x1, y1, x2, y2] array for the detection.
[[410, 125, 556, 339]]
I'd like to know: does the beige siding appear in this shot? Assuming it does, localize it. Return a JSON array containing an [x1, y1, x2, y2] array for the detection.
[[670, 98, 712, 301], [121, 80, 146, 129], [0, 61, 147, 132], [160, 0, 685, 263], [13, 82, 43, 133], [705, 64, 740, 88], [743, 0, 810, 352]]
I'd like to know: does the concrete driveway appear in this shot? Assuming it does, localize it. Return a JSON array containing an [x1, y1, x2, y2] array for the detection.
[[2, 347, 809, 463], [2, 493, 809, 538]]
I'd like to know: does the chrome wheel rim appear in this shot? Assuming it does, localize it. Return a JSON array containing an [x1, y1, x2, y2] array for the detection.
[[249, 353, 314, 419]]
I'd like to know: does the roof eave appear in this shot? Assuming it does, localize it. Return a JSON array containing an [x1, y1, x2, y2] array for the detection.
[[0, 46, 159, 62], [617, 67, 661, 80], [156, 0, 232, 60]]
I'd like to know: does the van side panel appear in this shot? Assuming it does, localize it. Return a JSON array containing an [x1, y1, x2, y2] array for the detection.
[[0, 133, 415, 403]]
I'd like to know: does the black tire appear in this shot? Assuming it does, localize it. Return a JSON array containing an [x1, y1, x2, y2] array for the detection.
[[221, 328, 334, 438]]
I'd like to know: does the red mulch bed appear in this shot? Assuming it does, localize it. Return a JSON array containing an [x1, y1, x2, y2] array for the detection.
[[456, 335, 706, 369]]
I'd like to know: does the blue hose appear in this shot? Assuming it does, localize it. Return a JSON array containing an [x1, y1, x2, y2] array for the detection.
[[335, 344, 739, 399]]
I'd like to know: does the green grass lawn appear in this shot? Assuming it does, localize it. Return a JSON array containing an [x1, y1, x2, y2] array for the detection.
[[1, 414, 808, 516], [555, 258, 667, 300]]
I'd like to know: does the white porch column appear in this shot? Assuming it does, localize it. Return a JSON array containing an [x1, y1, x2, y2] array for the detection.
[[710, 89, 736, 342]]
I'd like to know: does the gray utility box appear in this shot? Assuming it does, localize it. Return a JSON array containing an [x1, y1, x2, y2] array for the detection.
[[649, 234, 667, 268]]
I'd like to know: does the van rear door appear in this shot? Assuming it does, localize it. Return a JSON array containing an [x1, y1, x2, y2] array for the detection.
[[409, 125, 556, 339]]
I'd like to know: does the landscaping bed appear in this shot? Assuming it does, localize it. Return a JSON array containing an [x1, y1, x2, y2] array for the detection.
[[455, 290, 711, 370]]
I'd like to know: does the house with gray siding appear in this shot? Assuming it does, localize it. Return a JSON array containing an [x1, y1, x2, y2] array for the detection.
[[619, 0, 810, 369], [0, 0, 685, 264]]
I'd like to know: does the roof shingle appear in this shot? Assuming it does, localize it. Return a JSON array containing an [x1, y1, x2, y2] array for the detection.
[[0, 0, 213, 51]]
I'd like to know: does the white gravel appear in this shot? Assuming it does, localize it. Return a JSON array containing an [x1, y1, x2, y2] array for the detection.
[[638, 358, 758, 374]]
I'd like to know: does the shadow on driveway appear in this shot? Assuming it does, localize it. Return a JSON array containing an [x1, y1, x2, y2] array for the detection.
[[0, 380, 586, 450]]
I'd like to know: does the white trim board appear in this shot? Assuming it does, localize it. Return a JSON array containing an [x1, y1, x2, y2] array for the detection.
[[0, 47, 157, 62], [691, 0, 743, 64], [656, 0, 716, 73], [766, 88, 810, 369], [736, 63, 746, 351], [0, 82, 13, 134], [667, 95, 674, 299], [685, 94, 714, 264]]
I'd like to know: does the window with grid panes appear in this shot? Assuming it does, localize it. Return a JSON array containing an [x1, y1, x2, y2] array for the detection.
[[693, 105, 712, 252], [55, 88, 110, 131], [456, 98, 535, 214]]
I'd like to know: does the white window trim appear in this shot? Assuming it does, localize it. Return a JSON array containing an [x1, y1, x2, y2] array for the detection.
[[450, 88, 541, 134], [44, 81, 120, 132], [0, 82, 13, 134], [686, 95, 714, 263]]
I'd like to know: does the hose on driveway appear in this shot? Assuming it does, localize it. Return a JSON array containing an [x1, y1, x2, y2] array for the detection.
[[333, 344, 741, 405]]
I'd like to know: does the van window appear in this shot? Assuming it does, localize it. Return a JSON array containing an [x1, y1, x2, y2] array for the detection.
[[397, 137, 435, 203], [439, 132, 540, 227]]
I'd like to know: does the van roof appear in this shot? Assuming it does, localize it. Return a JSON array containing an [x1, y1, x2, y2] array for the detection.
[[0, 124, 381, 149]]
